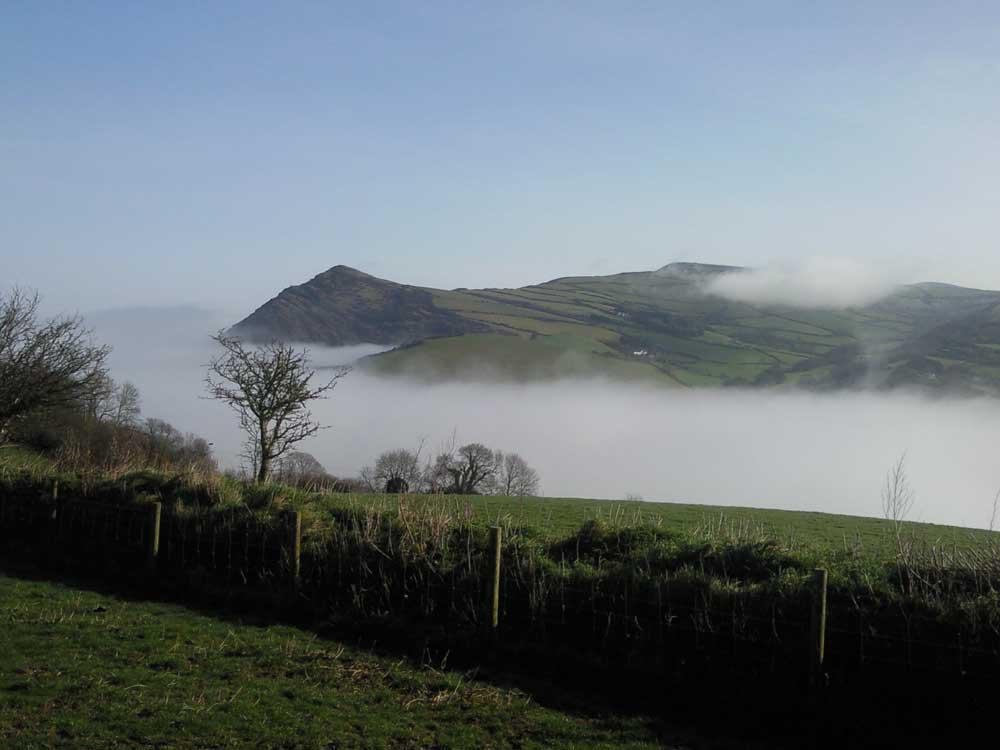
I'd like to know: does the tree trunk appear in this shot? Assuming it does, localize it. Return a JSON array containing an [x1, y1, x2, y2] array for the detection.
[[257, 451, 272, 483]]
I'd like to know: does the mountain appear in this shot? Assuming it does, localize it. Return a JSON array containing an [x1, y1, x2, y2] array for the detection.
[[231, 266, 486, 346], [231, 263, 1000, 393]]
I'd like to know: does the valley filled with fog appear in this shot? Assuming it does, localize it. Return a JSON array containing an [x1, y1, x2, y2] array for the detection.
[[91, 308, 1000, 530]]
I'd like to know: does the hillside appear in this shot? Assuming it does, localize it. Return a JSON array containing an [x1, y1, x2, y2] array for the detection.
[[230, 265, 487, 346], [231, 263, 1000, 392]]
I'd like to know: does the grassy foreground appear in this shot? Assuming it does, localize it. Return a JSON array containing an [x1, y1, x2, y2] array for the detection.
[[0, 572, 678, 750]]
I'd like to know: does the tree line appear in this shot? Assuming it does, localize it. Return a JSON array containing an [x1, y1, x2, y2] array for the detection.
[[359, 441, 539, 495]]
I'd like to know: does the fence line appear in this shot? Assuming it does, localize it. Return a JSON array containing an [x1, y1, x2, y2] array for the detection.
[[2, 491, 1000, 683]]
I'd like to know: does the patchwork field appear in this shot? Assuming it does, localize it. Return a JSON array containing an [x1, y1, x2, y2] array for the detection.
[[281, 264, 1000, 392]]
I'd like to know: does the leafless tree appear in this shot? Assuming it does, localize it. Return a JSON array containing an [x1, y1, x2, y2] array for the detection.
[[238, 439, 263, 481], [882, 452, 915, 528], [110, 381, 141, 426], [432, 442, 501, 494], [275, 450, 326, 478], [274, 450, 329, 486], [0, 287, 110, 442], [361, 443, 426, 493], [882, 452, 918, 564], [494, 452, 540, 496], [86, 376, 142, 427], [204, 332, 349, 482], [424, 431, 457, 494], [142, 417, 215, 472]]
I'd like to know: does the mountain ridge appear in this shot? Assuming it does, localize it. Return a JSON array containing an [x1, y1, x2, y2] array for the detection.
[[230, 263, 1000, 393]]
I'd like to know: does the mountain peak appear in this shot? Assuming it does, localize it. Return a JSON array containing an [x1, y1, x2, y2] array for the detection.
[[231, 265, 485, 346], [316, 265, 375, 280], [654, 262, 743, 277]]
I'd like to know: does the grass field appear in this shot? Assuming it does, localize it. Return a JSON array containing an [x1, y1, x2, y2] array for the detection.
[[0, 572, 681, 750], [365, 333, 676, 384], [2, 442, 993, 556], [312, 492, 998, 555]]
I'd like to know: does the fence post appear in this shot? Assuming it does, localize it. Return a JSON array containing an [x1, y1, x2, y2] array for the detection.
[[287, 510, 302, 592], [810, 568, 828, 687], [145, 502, 162, 576], [489, 526, 502, 642]]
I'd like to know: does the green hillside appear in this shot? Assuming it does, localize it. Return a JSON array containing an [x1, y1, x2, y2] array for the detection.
[[232, 263, 1000, 392]]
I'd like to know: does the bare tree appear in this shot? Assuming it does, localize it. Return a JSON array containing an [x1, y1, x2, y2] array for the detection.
[[142, 417, 215, 472], [275, 450, 327, 482], [882, 452, 915, 528], [110, 381, 141, 426], [361, 446, 425, 493], [495, 452, 540, 496], [238, 439, 263, 481], [204, 332, 349, 482], [881, 452, 918, 565], [0, 287, 110, 442], [432, 442, 501, 494], [86, 376, 142, 427]]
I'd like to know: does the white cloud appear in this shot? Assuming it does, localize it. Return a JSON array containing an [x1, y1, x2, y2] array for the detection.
[[704, 257, 897, 309]]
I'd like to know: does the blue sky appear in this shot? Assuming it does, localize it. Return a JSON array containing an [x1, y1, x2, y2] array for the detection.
[[3, 2, 1000, 316]]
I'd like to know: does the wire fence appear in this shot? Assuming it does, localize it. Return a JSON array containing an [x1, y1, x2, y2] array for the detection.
[[3, 487, 1000, 683]]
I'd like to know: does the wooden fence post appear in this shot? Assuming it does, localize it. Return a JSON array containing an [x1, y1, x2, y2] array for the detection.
[[810, 568, 828, 687], [287, 510, 302, 592], [145, 502, 162, 575], [489, 526, 502, 642]]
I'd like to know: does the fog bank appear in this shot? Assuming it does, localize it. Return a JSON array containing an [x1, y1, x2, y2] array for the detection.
[[705, 257, 897, 309], [91, 308, 1000, 530]]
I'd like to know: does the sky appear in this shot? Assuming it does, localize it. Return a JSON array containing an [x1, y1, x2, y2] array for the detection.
[[3, 2, 1000, 317]]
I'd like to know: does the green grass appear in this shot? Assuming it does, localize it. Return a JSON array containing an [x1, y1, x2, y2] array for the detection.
[[0, 445, 55, 474], [365, 334, 677, 385], [0, 573, 674, 750], [311, 492, 998, 556], [465, 314, 619, 344]]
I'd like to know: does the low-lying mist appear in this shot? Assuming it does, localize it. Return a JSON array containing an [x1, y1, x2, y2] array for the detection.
[[704, 256, 899, 309], [91, 308, 1000, 530]]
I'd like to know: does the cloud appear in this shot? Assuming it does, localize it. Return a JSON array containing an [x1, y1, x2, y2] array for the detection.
[[704, 257, 897, 309]]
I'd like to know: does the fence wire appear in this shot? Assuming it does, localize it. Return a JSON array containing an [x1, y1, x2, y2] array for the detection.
[[3, 490, 1000, 680]]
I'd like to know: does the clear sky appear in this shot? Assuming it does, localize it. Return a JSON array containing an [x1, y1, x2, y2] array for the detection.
[[3, 2, 1000, 316]]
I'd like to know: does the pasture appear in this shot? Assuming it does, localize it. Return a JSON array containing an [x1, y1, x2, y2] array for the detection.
[[312, 491, 998, 555], [0, 572, 677, 750]]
